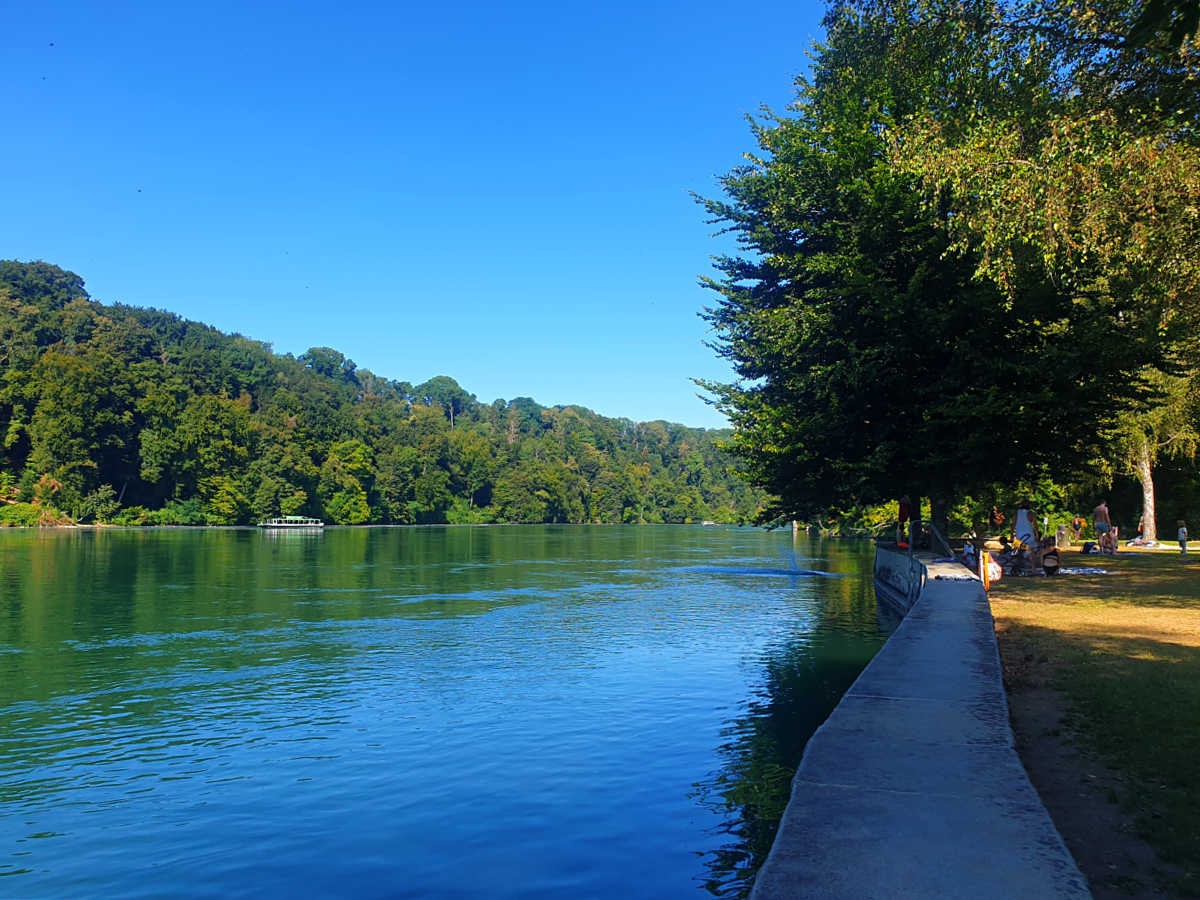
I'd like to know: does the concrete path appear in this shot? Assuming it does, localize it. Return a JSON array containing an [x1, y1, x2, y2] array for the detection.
[[750, 561, 1090, 899]]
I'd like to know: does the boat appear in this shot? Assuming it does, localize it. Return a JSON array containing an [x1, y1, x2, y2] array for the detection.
[[257, 516, 324, 529]]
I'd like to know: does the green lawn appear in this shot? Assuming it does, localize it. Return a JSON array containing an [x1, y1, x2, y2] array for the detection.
[[989, 550, 1200, 895]]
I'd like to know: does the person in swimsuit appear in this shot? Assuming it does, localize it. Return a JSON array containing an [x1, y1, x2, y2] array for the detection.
[[1092, 500, 1112, 538]]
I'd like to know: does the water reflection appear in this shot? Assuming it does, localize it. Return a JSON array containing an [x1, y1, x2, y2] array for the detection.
[[694, 539, 889, 898]]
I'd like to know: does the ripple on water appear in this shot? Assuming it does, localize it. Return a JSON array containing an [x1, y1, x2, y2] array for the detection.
[[0, 527, 886, 899]]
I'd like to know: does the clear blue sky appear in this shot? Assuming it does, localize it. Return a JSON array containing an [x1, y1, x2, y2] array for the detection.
[[3, 0, 825, 429]]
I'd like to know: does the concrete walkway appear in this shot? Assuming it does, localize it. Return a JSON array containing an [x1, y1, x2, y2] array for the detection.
[[750, 560, 1090, 899]]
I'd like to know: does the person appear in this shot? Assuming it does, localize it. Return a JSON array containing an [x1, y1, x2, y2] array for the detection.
[[1039, 535, 1061, 575], [1180, 520, 1189, 556], [1013, 501, 1038, 550], [897, 495, 911, 545], [1071, 515, 1085, 543], [991, 506, 1006, 529], [1092, 500, 1112, 541], [1099, 528, 1118, 555]]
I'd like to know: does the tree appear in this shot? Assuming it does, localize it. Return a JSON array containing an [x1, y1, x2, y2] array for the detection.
[[25, 348, 137, 504], [698, 0, 1157, 526], [447, 426, 494, 508], [300, 346, 359, 385], [414, 375, 477, 427], [0, 260, 88, 311], [888, 0, 1200, 534], [318, 439, 375, 523], [1110, 365, 1199, 541]]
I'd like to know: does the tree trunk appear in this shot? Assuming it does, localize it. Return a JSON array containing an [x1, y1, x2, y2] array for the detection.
[[1135, 438, 1157, 542]]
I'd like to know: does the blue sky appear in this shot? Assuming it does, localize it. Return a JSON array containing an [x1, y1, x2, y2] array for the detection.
[[3, 0, 825, 429]]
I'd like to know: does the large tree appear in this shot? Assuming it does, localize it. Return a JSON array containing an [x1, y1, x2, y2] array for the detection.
[[892, 0, 1200, 537], [699, 0, 1159, 527]]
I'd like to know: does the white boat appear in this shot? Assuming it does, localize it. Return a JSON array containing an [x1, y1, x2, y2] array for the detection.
[[257, 516, 324, 529]]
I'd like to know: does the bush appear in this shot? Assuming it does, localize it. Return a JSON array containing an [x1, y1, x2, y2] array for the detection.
[[0, 503, 43, 527], [0, 503, 72, 526], [445, 497, 492, 525], [146, 498, 207, 526], [74, 484, 121, 524], [111, 506, 150, 526]]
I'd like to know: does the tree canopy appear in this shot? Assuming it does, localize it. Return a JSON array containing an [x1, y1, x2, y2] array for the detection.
[[699, 0, 1174, 527]]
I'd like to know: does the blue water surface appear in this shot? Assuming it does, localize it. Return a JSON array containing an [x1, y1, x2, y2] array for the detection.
[[0, 526, 886, 898]]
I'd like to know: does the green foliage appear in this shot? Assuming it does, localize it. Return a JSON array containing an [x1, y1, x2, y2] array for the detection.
[[325, 485, 371, 525], [0, 502, 44, 527], [146, 498, 207, 526], [445, 496, 492, 524], [74, 484, 121, 524], [201, 476, 251, 525], [0, 261, 765, 526], [699, 0, 1174, 524], [111, 505, 150, 526]]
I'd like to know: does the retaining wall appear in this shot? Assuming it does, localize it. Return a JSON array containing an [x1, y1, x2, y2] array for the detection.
[[749, 548, 1090, 899]]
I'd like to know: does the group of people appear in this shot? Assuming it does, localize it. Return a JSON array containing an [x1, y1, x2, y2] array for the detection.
[[1068, 500, 1188, 556], [919, 495, 1190, 578], [979, 498, 1190, 577], [999, 502, 1061, 574]]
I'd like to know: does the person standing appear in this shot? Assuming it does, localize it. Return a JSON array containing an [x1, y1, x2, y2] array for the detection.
[[1180, 520, 1189, 556], [1092, 500, 1112, 540], [1071, 514, 1085, 542], [1013, 501, 1038, 550]]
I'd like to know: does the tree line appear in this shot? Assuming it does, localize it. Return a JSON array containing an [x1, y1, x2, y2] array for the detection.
[[0, 260, 765, 527], [700, 0, 1199, 540]]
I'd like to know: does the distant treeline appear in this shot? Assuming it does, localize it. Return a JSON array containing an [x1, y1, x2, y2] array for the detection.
[[0, 261, 765, 526]]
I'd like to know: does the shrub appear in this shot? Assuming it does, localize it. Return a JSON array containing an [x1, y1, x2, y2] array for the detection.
[[0, 503, 43, 527], [146, 498, 207, 526], [111, 506, 150, 526]]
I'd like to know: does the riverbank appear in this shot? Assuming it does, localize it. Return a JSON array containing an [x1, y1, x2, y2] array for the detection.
[[989, 550, 1200, 897], [751, 555, 1087, 898]]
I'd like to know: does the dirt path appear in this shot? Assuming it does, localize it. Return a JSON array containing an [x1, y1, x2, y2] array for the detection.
[[996, 622, 1186, 898]]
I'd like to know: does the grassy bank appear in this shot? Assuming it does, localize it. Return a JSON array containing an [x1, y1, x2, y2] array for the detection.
[[989, 549, 1200, 895]]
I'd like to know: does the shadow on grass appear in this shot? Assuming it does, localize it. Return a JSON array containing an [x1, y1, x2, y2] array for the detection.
[[1002, 620, 1200, 895]]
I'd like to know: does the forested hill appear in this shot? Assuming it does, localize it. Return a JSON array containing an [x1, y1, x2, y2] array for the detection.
[[0, 261, 764, 526]]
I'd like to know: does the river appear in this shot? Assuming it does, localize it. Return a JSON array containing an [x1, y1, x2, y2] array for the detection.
[[0, 525, 888, 898]]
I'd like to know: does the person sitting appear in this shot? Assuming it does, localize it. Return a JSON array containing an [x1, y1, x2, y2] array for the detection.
[[1038, 536, 1061, 575], [1099, 529, 1118, 555]]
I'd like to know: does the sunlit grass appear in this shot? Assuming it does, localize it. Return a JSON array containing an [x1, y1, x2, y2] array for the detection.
[[989, 550, 1200, 894]]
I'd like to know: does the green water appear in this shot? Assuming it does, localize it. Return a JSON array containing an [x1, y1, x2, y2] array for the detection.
[[0, 525, 887, 898]]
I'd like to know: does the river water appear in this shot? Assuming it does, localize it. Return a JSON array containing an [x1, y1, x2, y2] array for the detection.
[[0, 526, 887, 898]]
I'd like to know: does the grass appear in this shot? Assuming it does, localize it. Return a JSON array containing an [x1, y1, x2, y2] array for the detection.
[[989, 548, 1200, 895]]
